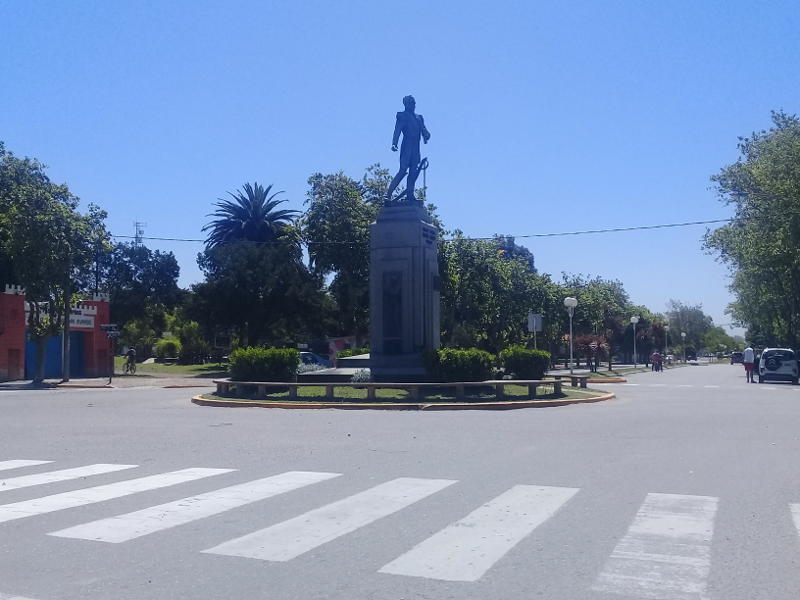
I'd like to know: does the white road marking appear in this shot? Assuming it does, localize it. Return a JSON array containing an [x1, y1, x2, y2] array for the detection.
[[676, 385, 693, 388], [0, 460, 52, 472], [50, 471, 341, 543], [0, 468, 233, 524], [703, 385, 720, 389], [647, 384, 667, 387], [592, 492, 717, 600], [379, 484, 579, 582], [0, 592, 41, 600], [204, 477, 456, 561], [622, 384, 640, 387], [759, 387, 777, 391], [0, 464, 137, 493], [789, 504, 800, 537]]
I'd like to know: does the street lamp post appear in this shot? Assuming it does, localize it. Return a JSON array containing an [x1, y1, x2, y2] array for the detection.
[[681, 332, 687, 362], [664, 324, 669, 354], [631, 316, 640, 367], [564, 297, 578, 375]]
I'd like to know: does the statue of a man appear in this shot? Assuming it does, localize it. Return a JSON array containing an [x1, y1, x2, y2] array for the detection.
[[386, 95, 430, 203]]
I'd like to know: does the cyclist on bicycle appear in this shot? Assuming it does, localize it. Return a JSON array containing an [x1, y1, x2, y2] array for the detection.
[[125, 347, 137, 374]]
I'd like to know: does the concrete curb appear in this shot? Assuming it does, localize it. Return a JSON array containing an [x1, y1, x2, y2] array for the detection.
[[56, 383, 114, 389], [587, 378, 627, 384], [191, 392, 615, 411], [162, 385, 215, 389]]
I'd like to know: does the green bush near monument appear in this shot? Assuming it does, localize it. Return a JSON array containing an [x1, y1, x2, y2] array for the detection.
[[229, 347, 300, 381], [424, 348, 495, 382], [155, 338, 182, 360], [499, 346, 551, 380]]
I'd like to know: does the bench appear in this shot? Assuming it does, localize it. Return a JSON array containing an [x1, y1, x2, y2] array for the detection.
[[214, 379, 563, 401], [550, 374, 590, 388]]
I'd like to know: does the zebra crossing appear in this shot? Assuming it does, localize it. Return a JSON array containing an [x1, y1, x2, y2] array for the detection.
[[1, 458, 799, 598]]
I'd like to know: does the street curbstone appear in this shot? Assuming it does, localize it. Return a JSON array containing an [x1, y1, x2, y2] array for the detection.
[[190, 392, 615, 411]]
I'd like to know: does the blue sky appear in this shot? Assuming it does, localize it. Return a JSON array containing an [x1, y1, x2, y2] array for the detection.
[[2, 0, 798, 333]]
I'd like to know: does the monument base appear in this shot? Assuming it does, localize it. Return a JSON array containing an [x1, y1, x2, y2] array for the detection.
[[369, 203, 440, 382]]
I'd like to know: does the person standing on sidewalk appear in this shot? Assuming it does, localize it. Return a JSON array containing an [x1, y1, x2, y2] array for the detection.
[[743, 345, 755, 383]]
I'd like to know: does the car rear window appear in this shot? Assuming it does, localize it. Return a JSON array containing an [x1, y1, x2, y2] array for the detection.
[[762, 350, 795, 360]]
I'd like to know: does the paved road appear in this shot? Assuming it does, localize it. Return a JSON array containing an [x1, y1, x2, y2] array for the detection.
[[1, 364, 799, 600]]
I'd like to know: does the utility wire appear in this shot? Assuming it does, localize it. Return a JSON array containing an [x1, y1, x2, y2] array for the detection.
[[110, 218, 734, 246]]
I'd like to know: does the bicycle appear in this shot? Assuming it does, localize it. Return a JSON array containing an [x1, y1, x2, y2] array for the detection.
[[124, 359, 137, 375]]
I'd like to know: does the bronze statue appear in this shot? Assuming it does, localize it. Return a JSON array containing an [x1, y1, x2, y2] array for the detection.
[[386, 95, 430, 203]]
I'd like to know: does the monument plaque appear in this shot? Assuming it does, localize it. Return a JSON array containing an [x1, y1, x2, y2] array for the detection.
[[370, 95, 440, 381]]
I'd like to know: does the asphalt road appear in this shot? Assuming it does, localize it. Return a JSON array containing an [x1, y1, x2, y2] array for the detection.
[[1, 363, 799, 600]]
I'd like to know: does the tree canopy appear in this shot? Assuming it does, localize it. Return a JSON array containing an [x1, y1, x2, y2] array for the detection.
[[704, 111, 800, 347]]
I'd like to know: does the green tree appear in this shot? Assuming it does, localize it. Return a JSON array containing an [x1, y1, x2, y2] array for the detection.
[[195, 240, 325, 347], [665, 299, 713, 352], [302, 171, 376, 342], [704, 111, 800, 347], [105, 242, 182, 330], [0, 143, 109, 382], [439, 232, 558, 354], [202, 182, 299, 249]]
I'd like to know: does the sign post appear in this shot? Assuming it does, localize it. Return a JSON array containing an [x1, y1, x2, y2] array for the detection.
[[100, 324, 118, 385], [527, 313, 543, 349]]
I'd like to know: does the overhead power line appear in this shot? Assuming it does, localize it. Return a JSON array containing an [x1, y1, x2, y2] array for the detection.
[[110, 217, 734, 246]]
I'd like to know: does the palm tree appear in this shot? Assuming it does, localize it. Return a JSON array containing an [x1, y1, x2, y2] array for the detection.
[[202, 182, 299, 249]]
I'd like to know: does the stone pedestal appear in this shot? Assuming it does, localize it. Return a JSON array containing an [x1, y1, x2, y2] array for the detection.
[[369, 202, 440, 381]]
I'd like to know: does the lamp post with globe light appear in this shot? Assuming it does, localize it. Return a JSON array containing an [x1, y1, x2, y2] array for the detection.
[[664, 324, 669, 354], [564, 297, 578, 374], [681, 332, 687, 362], [631, 316, 640, 367]]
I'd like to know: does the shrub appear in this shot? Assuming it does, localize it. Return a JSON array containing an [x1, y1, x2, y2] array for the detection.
[[297, 362, 325, 374], [350, 368, 371, 383], [155, 338, 182, 360], [499, 346, 551, 380], [424, 347, 495, 382], [229, 347, 300, 381], [337, 347, 370, 359]]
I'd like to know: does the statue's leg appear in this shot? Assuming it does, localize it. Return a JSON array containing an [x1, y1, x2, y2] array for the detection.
[[386, 168, 408, 200], [405, 164, 420, 202]]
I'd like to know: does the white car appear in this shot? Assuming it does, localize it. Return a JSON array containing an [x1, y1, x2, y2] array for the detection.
[[757, 348, 799, 384]]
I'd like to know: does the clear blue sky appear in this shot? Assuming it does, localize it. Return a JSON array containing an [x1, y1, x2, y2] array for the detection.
[[3, 0, 797, 333]]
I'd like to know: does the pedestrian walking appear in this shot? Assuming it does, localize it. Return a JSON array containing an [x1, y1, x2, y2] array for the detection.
[[743, 345, 755, 383]]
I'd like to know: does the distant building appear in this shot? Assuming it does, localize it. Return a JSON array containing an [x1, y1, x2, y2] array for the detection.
[[0, 285, 112, 381]]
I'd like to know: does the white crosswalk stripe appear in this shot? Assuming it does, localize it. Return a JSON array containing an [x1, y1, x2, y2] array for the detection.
[[0, 460, 52, 472], [788, 503, 800, 538], [592, 492, 718, 600], [0, 464, 137, 493], [49, 471, 341, 543], [203, 477, 456, 562], [0, 468, 233, 524], [379, 484, 579, 582], [0, 592, 41, 600]]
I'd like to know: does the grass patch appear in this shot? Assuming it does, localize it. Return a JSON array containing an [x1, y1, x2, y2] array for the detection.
[[114, 356, 228, 377]]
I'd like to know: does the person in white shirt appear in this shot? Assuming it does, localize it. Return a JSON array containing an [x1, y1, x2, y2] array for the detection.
[[743, 346, 755, 383]]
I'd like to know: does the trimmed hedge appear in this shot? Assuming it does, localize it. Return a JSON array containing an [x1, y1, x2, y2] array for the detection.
[[155, 338, 182, 360], [424, 348, 495, 382], [499, 346, 551, 380], [229, 347, 300, 382], [337, 347, 370, 359]]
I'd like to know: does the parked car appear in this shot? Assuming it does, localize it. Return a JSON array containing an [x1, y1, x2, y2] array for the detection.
[[299, 351, 332, 368], [730, 351, 744, 365], [757, 348, 798, 384]]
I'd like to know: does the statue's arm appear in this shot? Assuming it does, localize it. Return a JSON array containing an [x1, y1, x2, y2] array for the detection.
[[420, 115, 431, 143], [391, 114, 402, 150]]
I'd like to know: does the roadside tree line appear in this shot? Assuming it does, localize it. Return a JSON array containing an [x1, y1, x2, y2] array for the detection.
[[1, 141, 744, 380]]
